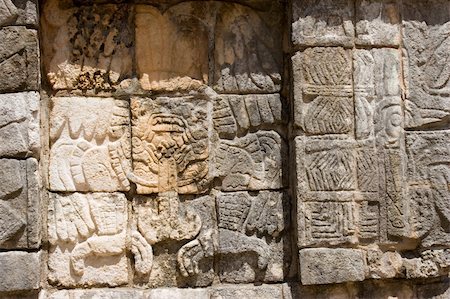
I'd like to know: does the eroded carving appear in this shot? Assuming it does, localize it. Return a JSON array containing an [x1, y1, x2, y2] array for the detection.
[[48, 192, 129, 287], [42, 0, 133, 91], [49, 97, 131, 192], [215, 131, 285, 191]]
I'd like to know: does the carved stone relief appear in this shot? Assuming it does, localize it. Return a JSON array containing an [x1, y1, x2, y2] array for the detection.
[[48, 192, 128, 287], [49, 97, 131, 192], [0, 158, 40, 249]]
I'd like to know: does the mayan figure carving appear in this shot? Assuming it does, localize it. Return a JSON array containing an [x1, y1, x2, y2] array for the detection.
[[1, 0, 450, 297]]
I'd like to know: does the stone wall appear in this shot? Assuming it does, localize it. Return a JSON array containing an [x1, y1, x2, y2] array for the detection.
[[0, 0, 448, 298]]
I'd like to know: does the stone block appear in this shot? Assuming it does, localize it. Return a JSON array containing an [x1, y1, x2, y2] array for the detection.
[[130, 96, 210, 194], [0, 92, 39, 158], [0, 251, 40, 292], [0, 158, 40, 249], [216, 191, 290, 283], [355, 0, 401, 47], [406, 131, 450, 247], [135, 4, 208, 91], [149, 288, 210, 299], [41, 0, 133, 91], [211, 284, 283, 299], [49, 97, 131, 192], [0, 26, 39, 92], [213, 2, 282, 93], [213, 94, 284, 139], [292, 0, 355, 47], [214, 130, 287, 191], [40, 289, 146, 299], [402, 0, 450, 128], [132, 194, 216, 287], [299, 248, 365, 285], [0, 0, 37, 27], [292, 47, 354, 134], [47, 192, 128, 287]]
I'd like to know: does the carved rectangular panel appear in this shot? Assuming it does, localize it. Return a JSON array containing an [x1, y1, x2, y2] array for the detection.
[[130, 96, 210, 194], [214, 130, 287, 191], [293, 47, 354, 135], [132, 194, 216, 287], [406, 131, 450, 248], [216, 191, 290, 283], [292, 0, 355, 47], [0, 158, 40, 249], [0, 0, 37, 27], [49, 97, 131, 192], [0, 27, 39, 92], [47, 192, 128, 287], [0, 92, 39, 158], [41, 0, 133, 92], [402, 0, 450, 128]]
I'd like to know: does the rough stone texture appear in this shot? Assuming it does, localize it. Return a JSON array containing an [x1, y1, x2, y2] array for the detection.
[[403, 0, 450, 129], [211, 284, 283, 299], [130, 96, 211, 194], [299, 248, 366, 285], [0, 158, 40, 249], [0, 26, 39, 92], [47, 192, 128, 287], [49, 97, 131, 192], [0, 251, 40, 292], [0, 0, 37, 27], [0, 92, 39, 158], [41, 0, 133, 92]]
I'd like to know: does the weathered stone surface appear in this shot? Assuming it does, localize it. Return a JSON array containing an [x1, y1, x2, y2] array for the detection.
[[0, 26, 39, 92], [216, 191, 290, 283], [0, 0, 37, 27], [366, 249, 404, 279], [0, 92, 39, 158], [49, 97, 131, 192], [0, 158, 40, 249], [213, 3, 282, 93], [403, 0, 450, 128], [149, 288, 210, 299], [404, 249, 450, 279], [299, 248, 365, 285], [0, 251, 40, 292], [213, 94, 284, 139], [355, 0, 401, 47], [41, 289, 146, 299], [416, 280, 450, 299], [406, 131, 450, 247], [292, 0, 355, 47], [215, 131, 286, 191], [211, 284, 283, 299], [133, 194, 216, 287], [41, 0, 133, 91], [135, 4, 208, 91], [47, 192, 128, 287], [130, 96, 210, 194]]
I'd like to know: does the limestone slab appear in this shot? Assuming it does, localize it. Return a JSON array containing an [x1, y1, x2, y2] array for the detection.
[[213, 94, 284, 139], [49, 97, 131, 192], [135, 4, 208, 92], [0, 26, 39, 92], [299, 248, 365, 285], [0, 251, 40, 292], [47, 192, 128, 287], [130, 96, 210, 194], [0, 92, 39, 158], [0, 158, 40, 249], [402, 0, 450, 128], [211, 284, 283, 299], [292, 0, 355, 47], [213, 2, 282, 93], [216, 191, 290, 283], [41, 0, 133, 91], [0, 0, 37, 27]]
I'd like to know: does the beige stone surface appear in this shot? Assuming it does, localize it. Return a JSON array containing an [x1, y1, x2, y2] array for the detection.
[[0, 251, 41, 292], [47, 192, 128, 287], [49, 97, 131, 192]]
